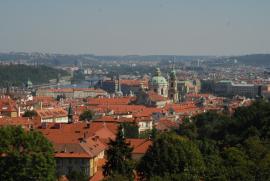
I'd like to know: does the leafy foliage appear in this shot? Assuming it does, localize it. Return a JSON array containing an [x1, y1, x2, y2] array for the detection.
[[102, 174, 130, 181], [79, 110, 93, 122], [66, 170, 89, 181], [0, 64, 68, 87], [0, 126, 56, 181], [177, 100, 270, 181], [122, 123, 139, 138], [103, 125, 134, 179], [137, 133, 205, 180], [23, 110, 37, 117]]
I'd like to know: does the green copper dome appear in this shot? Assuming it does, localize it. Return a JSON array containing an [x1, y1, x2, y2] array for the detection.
[[151, 76, 168, 85], [151, 67, 168, 85]]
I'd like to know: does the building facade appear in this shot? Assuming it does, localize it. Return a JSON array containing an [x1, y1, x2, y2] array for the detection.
[[214, 80, 261, 98], [168, 69, 179, 103]]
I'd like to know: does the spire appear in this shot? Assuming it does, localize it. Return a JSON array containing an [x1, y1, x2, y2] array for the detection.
[[115, 73, 123, 97], [5, 83, 10, 96], [155, 67, 161, 76], [169, 57, 176, 78], [68, 104, 73, 123], [173, 57, 176, 71], [168, 57, 178, 103], [117, 74, 121, 93]]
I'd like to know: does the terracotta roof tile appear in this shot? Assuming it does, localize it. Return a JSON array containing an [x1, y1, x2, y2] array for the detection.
[[88, 97, 134, 105], [127, 139, 152, 154]]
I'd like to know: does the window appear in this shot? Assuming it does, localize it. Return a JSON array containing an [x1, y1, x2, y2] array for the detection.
[[171, 82, 174, 88], [161, 88, 164, 95]]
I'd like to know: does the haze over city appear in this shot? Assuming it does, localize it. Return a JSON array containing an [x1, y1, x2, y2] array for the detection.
[[2, 1, 270, 181], [1, 0, 270, 55]]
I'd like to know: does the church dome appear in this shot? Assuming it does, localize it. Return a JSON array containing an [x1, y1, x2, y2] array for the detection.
[[150, 68, 168, 86]]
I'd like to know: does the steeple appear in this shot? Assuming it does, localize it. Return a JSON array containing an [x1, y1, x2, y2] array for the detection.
[[168, 58, 179, 103], [5, 83, 11, 96], [117, 74, 121, 93], [115, 73, 123, 97], [155, 67, 161, 76], [68, 104, 73, 123]]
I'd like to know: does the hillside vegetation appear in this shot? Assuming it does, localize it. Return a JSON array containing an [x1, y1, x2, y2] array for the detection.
[[0, 64, 69, 87]]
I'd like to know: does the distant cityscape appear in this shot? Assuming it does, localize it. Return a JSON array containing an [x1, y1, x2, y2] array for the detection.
[[1, 52, 270, 180]]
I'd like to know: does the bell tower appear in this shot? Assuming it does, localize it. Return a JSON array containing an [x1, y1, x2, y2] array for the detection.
[[168, 59, 179, 103]]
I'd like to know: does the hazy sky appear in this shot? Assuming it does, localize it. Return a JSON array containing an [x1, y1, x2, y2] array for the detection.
[[0, 0, 269, 55]]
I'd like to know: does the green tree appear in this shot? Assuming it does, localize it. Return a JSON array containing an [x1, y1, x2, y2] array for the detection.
[[0, 126, 56, 181], [103, 125, 134, 179], [122, 123, 139, 138], [177, 117, 198, 140], [102, 174, 130, 181], [257, 152, 270, 180], [222, 147, 253, 181], [79, 110, 93, 121], [66, 170, 88, 181], [243, 136, 270, 180], [150, 127, 158, 140], [22, 110, 37, 118], [0, 64, 68, 88], [197, 139, 228, 181], [137, 133, 205, 180]]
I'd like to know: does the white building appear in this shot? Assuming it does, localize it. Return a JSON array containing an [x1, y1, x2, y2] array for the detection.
[[37, 108, 68, 123]]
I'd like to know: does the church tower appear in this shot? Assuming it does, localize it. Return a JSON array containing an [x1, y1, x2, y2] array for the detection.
[[168, 63, 179, 103], [67, 103, 73, 123], [114, 73, 123, 97]]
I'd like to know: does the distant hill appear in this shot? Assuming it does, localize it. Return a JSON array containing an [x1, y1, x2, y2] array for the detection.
[[0, 64, 69, 88], [231, 54, 270, 67], [0, 52, 211, 66]]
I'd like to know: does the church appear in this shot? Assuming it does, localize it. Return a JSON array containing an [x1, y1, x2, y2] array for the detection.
[[149, 67, 179, 103]]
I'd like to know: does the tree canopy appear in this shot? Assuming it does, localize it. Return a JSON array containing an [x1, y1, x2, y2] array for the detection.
[[177, 100, 270, 181], [22, 110, 37, 118], [0, 64, 68, 88], [137, 133, 205, 180], [0, 126, 56, 181], [103, 125, 134, 180], [79, 110, 93, 122]]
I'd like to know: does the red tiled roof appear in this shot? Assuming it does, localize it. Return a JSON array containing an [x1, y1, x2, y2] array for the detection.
[[120, 79, 148, 87], [0, 117, 34, 128], [38, 122, 118, 144], [36, 108, 67, 119], [156, 118, 179, 131], [147, 91, 167, 102], [53, 136, 106, 158], [0, 98, 17, 112], [88, 97, 134, 105], [127, 139, 152, 154], [165, 102, 199, 113], [46, 88, 106, 94], [97, 105, 145, 114], [55, 152, 91, 158]]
